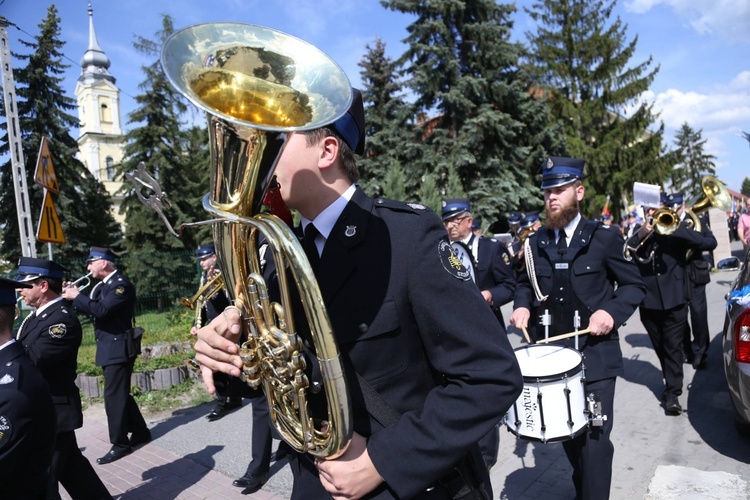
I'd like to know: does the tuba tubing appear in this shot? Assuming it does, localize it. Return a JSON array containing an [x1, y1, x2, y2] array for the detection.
[[162, 23, 354, 459]]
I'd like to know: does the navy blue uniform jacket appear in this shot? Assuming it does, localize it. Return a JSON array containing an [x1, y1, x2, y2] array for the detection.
[[514, 219, 646, 381], [0, 341, 56, 499], [265, 189, 522, 499], [626, 221, 708, 310], [17, 300, 84, 433], [473, 235, 515, 324], [72, 271, 136, 366]]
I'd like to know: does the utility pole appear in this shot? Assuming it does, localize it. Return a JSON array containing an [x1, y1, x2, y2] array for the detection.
[[0, 16, 37, 257]]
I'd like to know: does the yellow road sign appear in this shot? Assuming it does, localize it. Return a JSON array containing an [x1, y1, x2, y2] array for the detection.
[[34, 136, 60, 194], [36, 190, 66, 244]]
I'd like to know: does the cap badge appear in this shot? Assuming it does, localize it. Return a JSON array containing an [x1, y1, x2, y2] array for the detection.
[[345, 225, 357, 237], [546, 157, 554, 170], [0, 374, 14, 385]]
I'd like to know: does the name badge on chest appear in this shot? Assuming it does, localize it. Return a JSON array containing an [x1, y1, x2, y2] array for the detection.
[[555, 263, 569, 269]]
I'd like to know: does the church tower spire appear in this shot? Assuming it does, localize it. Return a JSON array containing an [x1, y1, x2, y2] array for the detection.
[[79, 1, 114, 85], [75, 1, 126, 226]]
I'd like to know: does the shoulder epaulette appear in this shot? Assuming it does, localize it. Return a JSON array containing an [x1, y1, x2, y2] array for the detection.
[[374, 198, 431, 215]]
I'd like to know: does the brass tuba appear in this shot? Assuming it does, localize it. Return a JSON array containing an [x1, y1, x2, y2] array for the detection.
[[684, 175, 732, 233], [162, 23, 353, 458]]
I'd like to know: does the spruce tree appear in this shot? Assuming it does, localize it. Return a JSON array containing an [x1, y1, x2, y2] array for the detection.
[[525, 0, 668, 220], [383, 0, 562, 225], [669, 123, 716, 195], [357, 38, 418, 198], [740, 178, 750, 198], [117, 15, 204, 305], [0, 5, 119, 264]]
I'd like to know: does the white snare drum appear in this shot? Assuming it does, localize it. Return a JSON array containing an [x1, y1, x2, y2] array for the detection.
[[504, 344, 587, 443]]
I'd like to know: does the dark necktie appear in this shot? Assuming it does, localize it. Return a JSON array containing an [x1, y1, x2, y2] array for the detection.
[[302, 223, 320, 270], [557, 230, 568, 255]]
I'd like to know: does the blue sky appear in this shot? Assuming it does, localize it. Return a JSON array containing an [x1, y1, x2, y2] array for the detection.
[[3, 0, 749, 194]]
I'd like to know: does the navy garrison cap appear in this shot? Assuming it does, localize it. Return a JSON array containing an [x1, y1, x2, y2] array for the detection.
[[601, 213, 612, 220], [540, 156, 585, 189], [660, 192, 669, 205], [520, 212, 540, 229], [667, 192, 684, 206], [330, 88, 365, 155], [441, 198, 471, 221], [508, 211, 524, 225], [196, 244, 216, 259], [87, 247, 117, 262], [17, 257, 67, 283], [0, 276, 30, 306]]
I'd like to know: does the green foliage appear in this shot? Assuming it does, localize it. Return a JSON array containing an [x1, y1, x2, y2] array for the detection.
[[669, 123, 717, 195], [382, 0, 563, 226], [116, 15, 208, 299], [133, 379, 213, 414], [0, 5, 120, 262], [740, 178, 750, 198], [525, 0, 668, 221]]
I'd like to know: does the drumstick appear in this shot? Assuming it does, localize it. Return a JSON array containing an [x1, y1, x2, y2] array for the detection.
[[521, 326, 533, 344], [534, 328, 591, 344]]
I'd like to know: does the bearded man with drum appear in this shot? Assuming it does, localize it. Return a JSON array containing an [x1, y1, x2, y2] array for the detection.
[[509, 157, 645, 500]]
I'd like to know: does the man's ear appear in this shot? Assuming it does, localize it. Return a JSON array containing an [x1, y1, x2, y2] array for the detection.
[[318, 135, 340, 170]]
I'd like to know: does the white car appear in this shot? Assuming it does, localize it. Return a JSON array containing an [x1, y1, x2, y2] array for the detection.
[[722, 252, 750, 436]]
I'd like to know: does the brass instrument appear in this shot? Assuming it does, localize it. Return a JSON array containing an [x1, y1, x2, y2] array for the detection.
[[624, 175, 732, 263], [518, 225, 536, 244], [63, 272, 93, 292], [162, 23, 352, 458], [683, 175, 732, 233], [181, 271, 225, 330]]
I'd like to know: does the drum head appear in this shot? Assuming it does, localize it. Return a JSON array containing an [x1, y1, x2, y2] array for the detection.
[[514, 344, 582, 381]]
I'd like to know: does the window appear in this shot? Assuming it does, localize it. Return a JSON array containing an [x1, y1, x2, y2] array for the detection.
[[106, 157, 115, 180]]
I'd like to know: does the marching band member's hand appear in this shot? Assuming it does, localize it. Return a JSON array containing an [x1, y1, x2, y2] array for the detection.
[[587, 309, 614, 336], [510, 307, 530, 331], [315, 433, 383, 500], [189, 326, 198, 336], [194, 306, 244, 394], [61, 284, 80, 301], [481, 290, 493, 305]]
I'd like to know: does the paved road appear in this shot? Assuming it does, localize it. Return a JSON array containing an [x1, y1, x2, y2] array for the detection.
[[67, 243, 750, 499]]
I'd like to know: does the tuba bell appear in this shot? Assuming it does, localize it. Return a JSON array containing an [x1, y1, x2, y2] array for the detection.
[[162, 23, 353, 458], [684, 175, 732, 233]]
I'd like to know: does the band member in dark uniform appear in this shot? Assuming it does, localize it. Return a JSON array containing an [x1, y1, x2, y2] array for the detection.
[[191, 244, 242, 421], [16, 257, 111, 499], [0, 276, 56, 499], [441, 197, 516, 469], [626, 193, 710, 413], [510, 156, 646, 500], [194, 88, 523, 499], [674, 199, 717, 370], [62, 247, 150, 465]]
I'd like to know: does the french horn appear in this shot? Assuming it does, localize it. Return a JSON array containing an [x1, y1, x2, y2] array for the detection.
[[161, 23, 352, 458]]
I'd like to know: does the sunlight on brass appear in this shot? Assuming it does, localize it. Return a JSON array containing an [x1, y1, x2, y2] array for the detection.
[[162, 22, 353, 458]]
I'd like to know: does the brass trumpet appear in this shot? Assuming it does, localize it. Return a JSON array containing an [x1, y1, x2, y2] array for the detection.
[[162, 23, 352, 458], [63, 272, 93, 292], [181, 271, 225, 330]]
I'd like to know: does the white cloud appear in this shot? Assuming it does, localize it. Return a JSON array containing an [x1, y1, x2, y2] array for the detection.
[[624, 0, 750, 43]]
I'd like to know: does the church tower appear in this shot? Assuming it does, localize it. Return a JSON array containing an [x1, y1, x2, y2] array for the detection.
[[75, 1, 126, 225]]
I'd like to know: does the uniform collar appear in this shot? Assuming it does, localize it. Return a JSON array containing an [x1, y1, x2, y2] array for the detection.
[[102, 269, 117, 284], [301, 184, 357, 241], [36, 296, 63, 315], [0, 339, 15, 352], [558, 212, 582, 240]]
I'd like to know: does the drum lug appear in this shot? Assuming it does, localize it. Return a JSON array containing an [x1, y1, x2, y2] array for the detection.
[[585, 392, 608, 427]]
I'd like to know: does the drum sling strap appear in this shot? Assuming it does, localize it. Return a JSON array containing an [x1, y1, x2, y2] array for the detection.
[[354, 373, 487, 500]]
